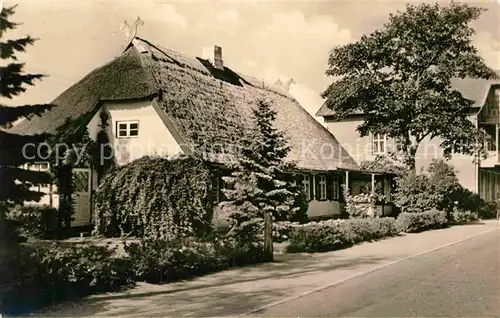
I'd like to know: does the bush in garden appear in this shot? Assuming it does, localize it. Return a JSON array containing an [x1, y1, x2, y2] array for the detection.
[[396, 209, 448, 233], [287, 223, 346, 253], [93, 156, 214, 240], [272, 221, 301, 243], [450, 209, 479, 224], [287, 217, 398, 253], [393, 159, 475, 216], [343, 187, 374, 219], [124, 236, 265, 284], [7, 205, 59, 239], [344, 218, 398, 244], [477, 201, 498, 219], [1, 243, 134, 315]]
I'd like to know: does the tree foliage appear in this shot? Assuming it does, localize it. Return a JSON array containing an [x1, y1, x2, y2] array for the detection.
[[0, 4, 55, 287], [220, 98, 306, 247], [322, 2, 497, 170], [0, 5, 54, 208], [359, 154, 408, 176]]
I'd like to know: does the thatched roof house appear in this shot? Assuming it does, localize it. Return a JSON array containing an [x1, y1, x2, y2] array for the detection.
[[13, 32, 406, 227], [12, 37, 358, 172]]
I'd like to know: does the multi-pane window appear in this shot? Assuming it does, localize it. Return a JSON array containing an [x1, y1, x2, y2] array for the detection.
[[302, 174, 311, 201], [372, 133, 386, 155], [26, 162, 50, 191], [116, 120, 139, 138], [331, 176, 340, 200], [486, 136, 496, 151], [319, 175, 327, 200], [72, 170, 90, 193]]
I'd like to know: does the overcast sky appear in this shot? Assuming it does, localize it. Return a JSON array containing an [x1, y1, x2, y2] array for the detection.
[[2, 0, 499, 122]]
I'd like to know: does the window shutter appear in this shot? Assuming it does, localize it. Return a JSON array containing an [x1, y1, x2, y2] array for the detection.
[[296, 174, 304, 185], [314, 175, 320, 200], [326, 174, 333, 200], [371, 133, 375, 154], [308, 175, 312, 200]]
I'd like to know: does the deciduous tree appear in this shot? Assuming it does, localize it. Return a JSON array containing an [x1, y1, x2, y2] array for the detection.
[[322, 2, 497, 170]]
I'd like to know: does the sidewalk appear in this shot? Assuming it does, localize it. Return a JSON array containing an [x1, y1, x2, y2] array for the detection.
[[33, 220, 499, 317]]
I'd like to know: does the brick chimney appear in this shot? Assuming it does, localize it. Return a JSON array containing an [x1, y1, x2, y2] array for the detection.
[[202, 45, 224, 70]]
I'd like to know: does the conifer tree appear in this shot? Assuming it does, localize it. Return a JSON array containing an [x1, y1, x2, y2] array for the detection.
[[0, 5, 53, 247], [220, 98, 306, 249]]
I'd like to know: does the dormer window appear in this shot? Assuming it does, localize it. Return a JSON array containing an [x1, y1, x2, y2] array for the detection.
[[116, 120, 139, 138]]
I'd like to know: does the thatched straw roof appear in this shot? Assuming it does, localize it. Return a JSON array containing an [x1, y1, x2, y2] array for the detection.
[[11, 37, 358, 171]]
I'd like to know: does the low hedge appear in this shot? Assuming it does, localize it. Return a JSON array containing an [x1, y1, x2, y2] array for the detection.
[[2, 235, 270, 314], [395, 209, 448, 233], [273, 221, 301, 243], [287, 217, 398, 253], [124, 237, 266, 284], [1, 243, 134, 315]]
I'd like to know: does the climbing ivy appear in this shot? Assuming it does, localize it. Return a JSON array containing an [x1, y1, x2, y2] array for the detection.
[[92, 156, 214, 240], [47, 117, 100, 237]]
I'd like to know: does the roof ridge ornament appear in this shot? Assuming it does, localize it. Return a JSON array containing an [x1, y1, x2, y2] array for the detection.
[[119, 17, 144, 56], [121, 16, 144, 39]]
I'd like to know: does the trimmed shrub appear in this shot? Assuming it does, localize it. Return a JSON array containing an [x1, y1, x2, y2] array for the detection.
[[1, 243, 133, 315], [345, 218, 398, 244], [273, 221, 301, 243], [287, 217, 398, 253], [7, 205, 58, 239], [93, 157, 214, 240], [125, 237, 265, 284], [396, 209, 448, 233]]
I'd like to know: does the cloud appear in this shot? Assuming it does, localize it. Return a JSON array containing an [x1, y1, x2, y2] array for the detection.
[[253, 10, 352, 93], [263, 11, 351, 45], [106, 1, 188, 29], [245, 60, 257, 67], [216, 10, 239, 24], [474, 32, 500, 70]]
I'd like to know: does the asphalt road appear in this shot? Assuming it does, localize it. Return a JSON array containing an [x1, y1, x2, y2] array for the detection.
[[250, 229, 500, 317]]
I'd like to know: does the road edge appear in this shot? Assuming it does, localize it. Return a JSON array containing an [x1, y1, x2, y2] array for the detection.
[[239, 226, 499, 317]]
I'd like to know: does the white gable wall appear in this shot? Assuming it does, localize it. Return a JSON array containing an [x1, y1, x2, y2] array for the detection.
[[44, 99, 186, 228], [325, 114, 480, 194], [87, 100, 184, 165]]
